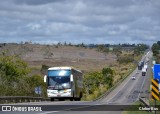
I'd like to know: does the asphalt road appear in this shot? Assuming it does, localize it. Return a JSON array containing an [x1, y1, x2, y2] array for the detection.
[[0, 52, 152, 114]]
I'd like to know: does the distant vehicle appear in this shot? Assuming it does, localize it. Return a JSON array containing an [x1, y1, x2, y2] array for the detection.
[[44, 66, 83, 101], [146, 58, 149, 63], [142, 68, 147, 76], [144, 64, 148, 71], [131, 76, 136, 80], [138, 61, 144, 70]]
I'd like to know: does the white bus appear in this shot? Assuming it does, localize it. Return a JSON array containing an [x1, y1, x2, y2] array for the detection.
[[44, 67, 83, 101]]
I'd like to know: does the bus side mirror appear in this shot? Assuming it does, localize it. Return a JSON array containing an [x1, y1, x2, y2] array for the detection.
[[44, 75, 47, 83], [70, 74, 73, 82]]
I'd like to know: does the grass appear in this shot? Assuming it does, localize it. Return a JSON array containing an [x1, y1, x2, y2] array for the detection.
[[84, 63, 137, 101], [82, 53, 139, 101]]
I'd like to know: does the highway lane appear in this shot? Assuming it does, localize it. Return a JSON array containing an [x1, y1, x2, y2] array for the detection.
[[0, 53, 152, 114], [100, 68, 149, 104], [99, 52, 152, 104]]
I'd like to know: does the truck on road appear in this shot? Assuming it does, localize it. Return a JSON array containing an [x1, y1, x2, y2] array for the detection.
[[138, 61, 144, 70], [142, 67, 147, 76]]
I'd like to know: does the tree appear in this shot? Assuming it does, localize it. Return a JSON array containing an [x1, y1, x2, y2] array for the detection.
[[0, 52, 47, 97], [102, 68, 114, 87], [26, 74, 47, 97], [0, 52, 30, 95], [134, 44, 149, 55], [83, 71, 103, 94], [157, 41, 160, 46], [0, 52, 30, 83], [113, 47, 122, 57], [152, 43, 160, 56], [96, 45, 105, 52]]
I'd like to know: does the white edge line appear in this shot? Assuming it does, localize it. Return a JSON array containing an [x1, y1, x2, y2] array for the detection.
[[107, 71, 134, 102], [136, 70, 147, 101], [38, 111, 59, 114]]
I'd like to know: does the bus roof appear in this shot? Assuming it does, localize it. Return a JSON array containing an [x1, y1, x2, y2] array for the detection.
[[48, 66, 82, 73]]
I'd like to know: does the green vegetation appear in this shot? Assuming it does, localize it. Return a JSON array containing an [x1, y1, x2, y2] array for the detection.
[[96, 43, 148, 64], [117, 55, 134, 64], [96, 45, 109, 53], [112, 46, 122, 57], [134, 44, 149, 56], [82, 43, 146, 100], [102, 68, 114, 87], [152, 41, 160, 63], [82, 68, 113, 100], [82, 63, 137, 100], [152, 43, 159, 56], [0, 52, 47, 97]]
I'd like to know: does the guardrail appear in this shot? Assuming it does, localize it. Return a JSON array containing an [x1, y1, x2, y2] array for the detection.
[[139, 97, 150, 107], [0, 96, 50, 104], [139, 97, 153, 113]]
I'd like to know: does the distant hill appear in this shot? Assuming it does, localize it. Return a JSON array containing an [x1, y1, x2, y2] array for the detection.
[[0, 43, 117, 74]]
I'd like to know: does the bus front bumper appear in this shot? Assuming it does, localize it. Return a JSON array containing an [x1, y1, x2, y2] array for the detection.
[[47, 89, 72, 98]]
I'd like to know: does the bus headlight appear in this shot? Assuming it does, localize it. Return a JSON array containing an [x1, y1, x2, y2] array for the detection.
[[64, 89, 71, 93], [67, 89, 71, 93]]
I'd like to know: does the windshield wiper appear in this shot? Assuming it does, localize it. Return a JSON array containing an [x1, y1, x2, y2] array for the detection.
[[60, 84, 65, 89], [52, 82, 65, 90], [48, 82, 58, 89]]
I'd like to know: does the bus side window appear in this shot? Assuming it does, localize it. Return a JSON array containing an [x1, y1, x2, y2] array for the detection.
[[70, 74, 73, 82]]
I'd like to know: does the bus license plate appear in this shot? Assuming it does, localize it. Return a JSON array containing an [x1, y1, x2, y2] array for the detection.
[[57, 94, 61, 97]]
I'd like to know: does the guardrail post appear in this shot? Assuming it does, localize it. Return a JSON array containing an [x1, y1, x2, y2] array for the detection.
[[5, 100, 7, 104], [19, 99, 21, 103]]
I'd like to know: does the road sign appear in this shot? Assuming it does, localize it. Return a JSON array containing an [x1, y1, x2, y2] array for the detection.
[[35, 86, 42, 95], [153, 64, 160, 80], [151, 79, 159, 100], [152, 60, 156, 65]]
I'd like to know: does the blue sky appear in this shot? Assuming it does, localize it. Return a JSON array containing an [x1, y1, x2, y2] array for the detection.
[[0, 0, 160, 45]]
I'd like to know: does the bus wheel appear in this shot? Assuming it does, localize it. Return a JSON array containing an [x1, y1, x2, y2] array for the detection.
[[59, 98, 65, 101], [51, 98, 54, 101], [70, 98, 74, 101]]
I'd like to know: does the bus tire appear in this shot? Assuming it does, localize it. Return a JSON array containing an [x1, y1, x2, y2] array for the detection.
[[70, 98, 74, 101], [51, 98, 54, 101], [59, 98, 65, 101]]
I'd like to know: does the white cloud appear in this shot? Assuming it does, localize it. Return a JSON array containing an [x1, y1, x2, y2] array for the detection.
[[0, 0, 160, 44]]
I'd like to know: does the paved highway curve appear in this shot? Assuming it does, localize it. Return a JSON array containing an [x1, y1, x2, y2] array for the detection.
[[0, 52, 152, 114]]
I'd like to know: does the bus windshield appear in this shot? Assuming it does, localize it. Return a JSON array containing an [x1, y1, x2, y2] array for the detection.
[[47, 70, 71, 89], [48, 70, 71, 76], [48, 76, 71, 89]]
